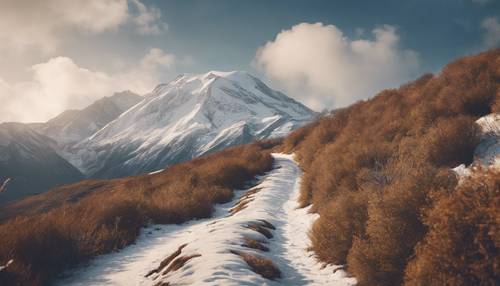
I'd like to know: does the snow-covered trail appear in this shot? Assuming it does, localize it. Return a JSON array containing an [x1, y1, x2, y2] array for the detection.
[[57, 154, 355, 286]]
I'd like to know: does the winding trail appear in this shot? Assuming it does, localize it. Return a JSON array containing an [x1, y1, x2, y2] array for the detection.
[[57, 154, 355, 286]]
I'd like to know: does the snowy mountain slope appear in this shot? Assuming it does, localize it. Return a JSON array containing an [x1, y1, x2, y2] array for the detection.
[[33, 91, 142, 145], [453, 113, 500, 178], [66, 71, 315, 178], [56, 154, 355, 286], [0, 123, 83, 204]]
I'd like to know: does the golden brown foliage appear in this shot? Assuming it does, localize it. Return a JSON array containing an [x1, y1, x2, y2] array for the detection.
[[245, 222, 274, 239], [404, 169, 500, 286], [145, 244, 188, 278], [162, 254, 201, 275], [286, 49, 500, 285], [0, 143, 274, 286], [230, 250, 281, 280], [242, 237, 269, 252], [229, 187, 262, 215], [310, 190, 368, 264]]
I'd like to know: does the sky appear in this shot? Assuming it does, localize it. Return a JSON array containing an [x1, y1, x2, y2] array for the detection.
[[0, 0, 499, 122]]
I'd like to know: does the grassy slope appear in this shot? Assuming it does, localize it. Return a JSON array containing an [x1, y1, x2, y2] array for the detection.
[[0, 141, 277, 285]]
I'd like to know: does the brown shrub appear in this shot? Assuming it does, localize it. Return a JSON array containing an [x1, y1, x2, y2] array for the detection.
[[245, 222, 273, 239], [153, 281, 170, 286], [242, 237, 269, 252], [404, 169, 500, 286], [230, 197, 252, 215], [421, 115, 481, 167], [162, 254, 201, 275], [230, 250, 281, 280], [145, 244, 187, 277], [347, 164, 442, 286], [256, 219, 275, 230], [492, 89, 500, 113], [432, 50, 498, 116], [310, 190, 368, 264], [229, 188, 262, 216], [282, 121, 319, 153]]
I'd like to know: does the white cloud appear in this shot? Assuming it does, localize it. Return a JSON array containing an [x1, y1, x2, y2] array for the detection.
[[0, 0, 166, 55], [130, 0, 168, 35], [253, 22, 419, 110], [0, 48, 179, 123], [481, 17, 500, 49], [140, 48, 176, 69]]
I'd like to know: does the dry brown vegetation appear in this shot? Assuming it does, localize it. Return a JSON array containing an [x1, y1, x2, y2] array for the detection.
[[245, 221, 275, 239], [162, 254, 201, 275], [242, 236, 269, 252], [404, 169, 499, 286], [230, 250, 281, 280], [282, 49, 500, 285], [0, 142, 275, 286], [145, 244, 187, 278], [235, 218, 277, 279], [229, 187, 262, 216]]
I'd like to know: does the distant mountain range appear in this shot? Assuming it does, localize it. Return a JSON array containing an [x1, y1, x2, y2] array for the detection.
[[31, 91, 143, 145], [0, 71, 314, 204], [0, 123, 83, 203]]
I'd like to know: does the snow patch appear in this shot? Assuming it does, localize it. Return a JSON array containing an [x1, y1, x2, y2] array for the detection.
[[148, 169, 163, 175], [453, 113, 500, 180]]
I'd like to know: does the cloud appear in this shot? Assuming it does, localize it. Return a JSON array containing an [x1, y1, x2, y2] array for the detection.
[[0, 0, 166, 55], [481, 17, 500, 49], [130, 0, 168, 35], [253, 22, 419, 110], [140, 48, 176, 69], [0, 48, 180, 123]]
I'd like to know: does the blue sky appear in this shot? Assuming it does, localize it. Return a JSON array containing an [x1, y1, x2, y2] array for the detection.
[[0, 0, 498, 122], [150, 0, 498, 73]]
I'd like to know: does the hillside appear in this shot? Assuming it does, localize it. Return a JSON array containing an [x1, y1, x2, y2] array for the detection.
[[0, 50, 498, 286], [281, 49, 499, 286]]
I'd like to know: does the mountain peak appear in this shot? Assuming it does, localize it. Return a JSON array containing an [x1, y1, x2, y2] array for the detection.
[[155, 71, 257, 93], [67, 71, 314, 178]]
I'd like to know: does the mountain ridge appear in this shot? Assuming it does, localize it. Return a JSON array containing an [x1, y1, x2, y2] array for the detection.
[[65, 70, 315, 178], [0, 122, 84, 204], [34, 90, 142, 145]]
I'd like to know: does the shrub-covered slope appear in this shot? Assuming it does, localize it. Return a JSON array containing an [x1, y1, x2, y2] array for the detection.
[[282, 49, 499, 285]]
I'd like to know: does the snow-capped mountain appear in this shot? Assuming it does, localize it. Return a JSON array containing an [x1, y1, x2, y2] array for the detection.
[[33, 91, 142, 145], [67, 71, 315, 178], [0, 123, 83, 204]]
